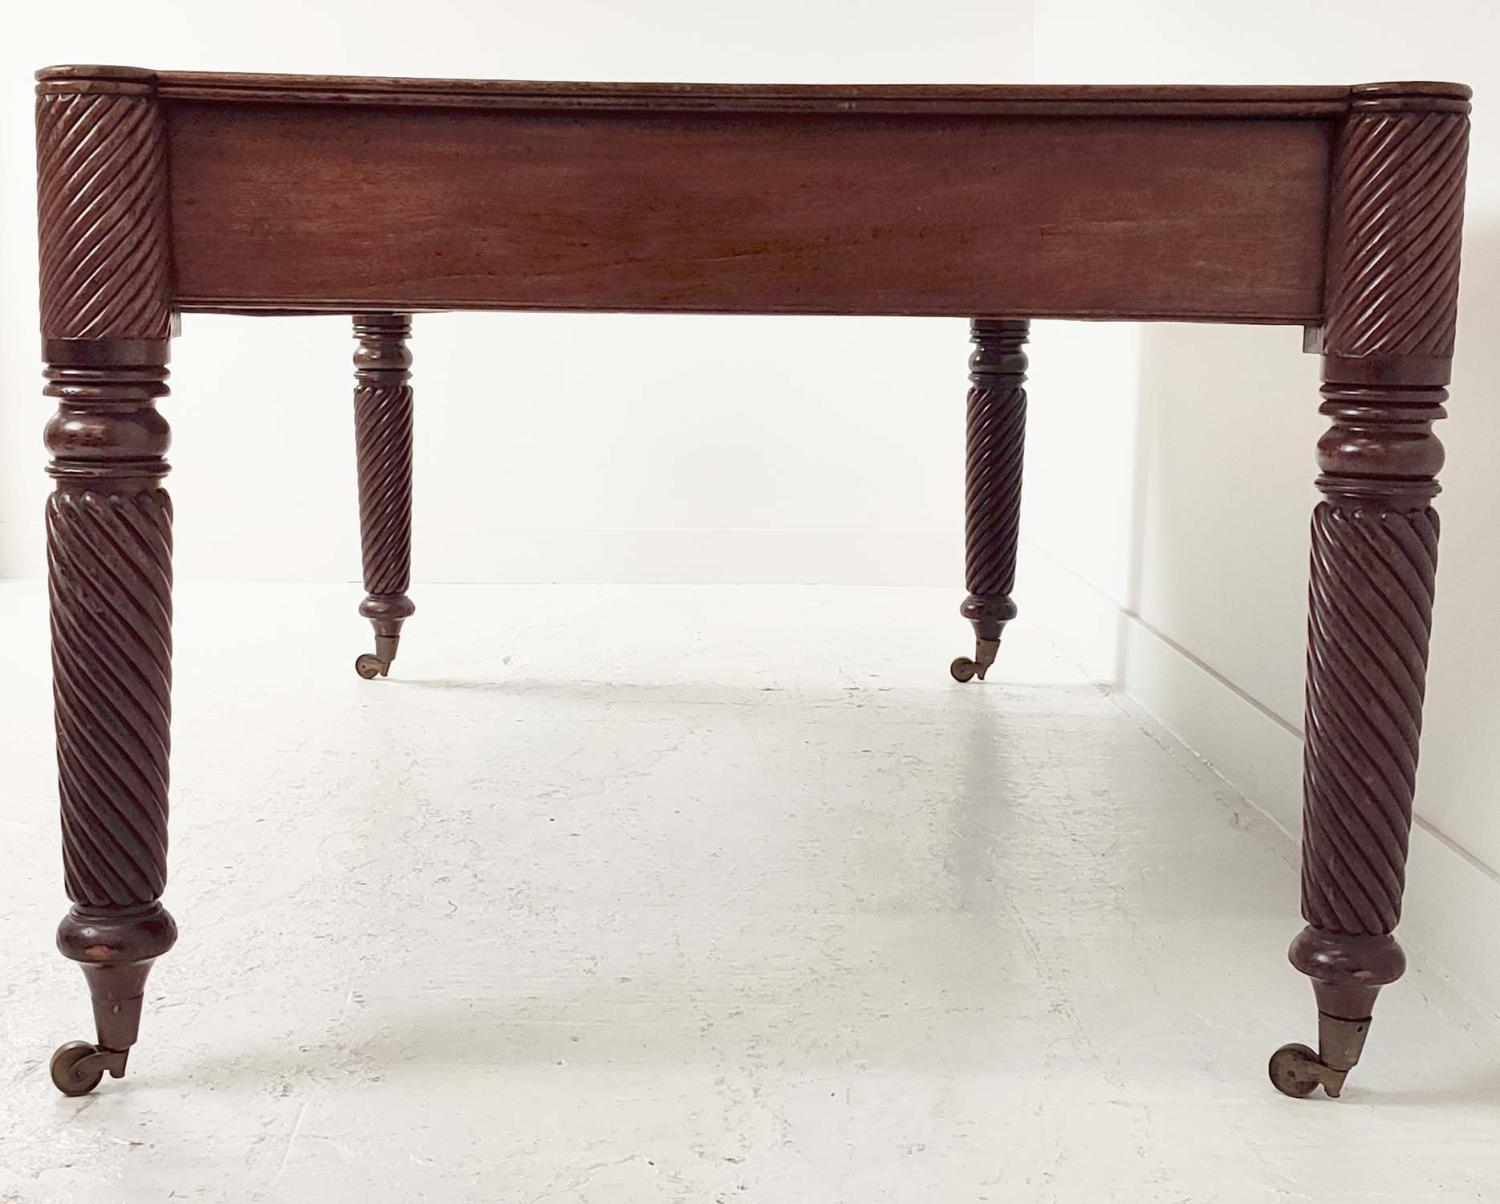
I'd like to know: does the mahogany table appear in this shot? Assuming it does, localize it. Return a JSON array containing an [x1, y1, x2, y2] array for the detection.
[[32, 66, 1470, 1101]]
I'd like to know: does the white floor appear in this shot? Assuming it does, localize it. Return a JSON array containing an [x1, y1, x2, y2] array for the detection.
[[1, 582, 1499, 1203]]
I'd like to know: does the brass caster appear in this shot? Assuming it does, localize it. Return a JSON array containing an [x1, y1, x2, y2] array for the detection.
[[50, 1041, 126, 1097], [1269, 1014, 1372, 1099], [355, 634, 400, 680], [354, 653, 390, 680], [950, 637, 1000, 683], [950, 656, 983, 683], [1268, 1042, 1326, 1099]]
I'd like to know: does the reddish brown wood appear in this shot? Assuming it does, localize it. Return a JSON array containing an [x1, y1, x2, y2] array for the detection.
[[951, 320, 1028, 683], [163, 105, 1333, 322], [141, 71, 1357, 117], [353, 314, 415, 679], [36, 68, 172, 342], [36, 66, 177, 1096], [1274, 83, 1469, 1100]]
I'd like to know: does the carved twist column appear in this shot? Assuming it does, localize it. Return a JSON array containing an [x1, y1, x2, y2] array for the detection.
[[353, 314, 416, 679], [1270, 83, 1469, 1100], [36, 66, 179, 1096], [951, 318, 1029, 682]]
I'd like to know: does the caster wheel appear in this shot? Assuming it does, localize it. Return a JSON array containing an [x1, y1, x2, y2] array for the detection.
[[51, 1041, 104, 1097], [355, 653, 387, 680], [1268, 1042, 1323, 1099], [950, 657, 980, 683]]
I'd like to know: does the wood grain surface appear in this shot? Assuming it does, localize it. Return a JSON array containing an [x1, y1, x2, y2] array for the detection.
[[166, 106, 1333, 320]]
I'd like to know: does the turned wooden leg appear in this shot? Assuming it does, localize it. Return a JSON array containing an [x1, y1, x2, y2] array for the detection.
[[35, 69, 178, 1095], [951, 318, 1028, 683], [1270, 86, 1468, 1099], [45, 352, 178, 1097], [352, 314, 415, 679]]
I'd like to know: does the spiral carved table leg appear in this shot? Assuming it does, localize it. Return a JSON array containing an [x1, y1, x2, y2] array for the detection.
[[1272, 401, 1440, 1099], [952, 318, 1028, 683], [44, 354, 179, 1096], [1272, 87, 1467, 1098], [37, 67, 179, 1095], [353, 314, 415, 679]]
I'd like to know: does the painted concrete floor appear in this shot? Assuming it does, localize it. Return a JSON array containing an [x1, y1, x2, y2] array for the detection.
[[1, 581, 1498, 1203]]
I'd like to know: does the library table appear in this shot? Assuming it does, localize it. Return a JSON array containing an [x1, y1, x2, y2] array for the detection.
[[31, 66, 1470, 1100]]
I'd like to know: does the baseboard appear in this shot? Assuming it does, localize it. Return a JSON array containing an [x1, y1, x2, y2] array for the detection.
[[1024, 542, 1500, 1025]]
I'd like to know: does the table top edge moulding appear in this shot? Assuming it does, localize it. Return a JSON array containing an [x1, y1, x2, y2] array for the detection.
[[37, 65, 1471, 116]]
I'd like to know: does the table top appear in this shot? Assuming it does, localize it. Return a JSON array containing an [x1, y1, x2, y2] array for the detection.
[[30, 66, 1473, 329], [37, 66, 1471, 117]]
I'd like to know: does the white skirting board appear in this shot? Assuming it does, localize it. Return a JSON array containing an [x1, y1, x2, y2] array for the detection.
[[1021, 542, 1500, 1028]]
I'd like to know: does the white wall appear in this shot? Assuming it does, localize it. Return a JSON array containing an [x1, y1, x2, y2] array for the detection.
[[0, 0, 1035, 582], [1028, 0, 1500, 1012]]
